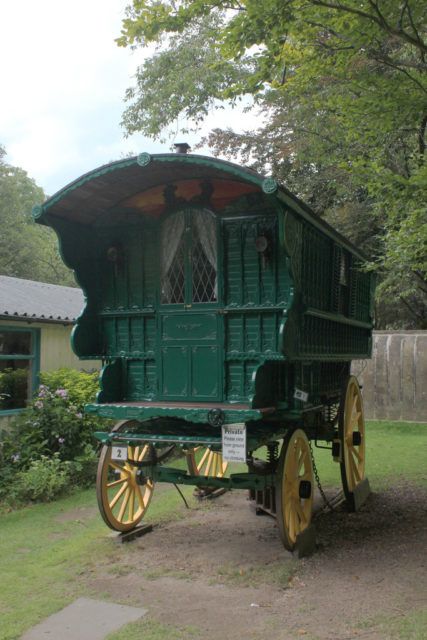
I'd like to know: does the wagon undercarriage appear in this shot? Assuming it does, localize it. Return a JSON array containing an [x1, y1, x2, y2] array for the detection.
[[93, 375, 369, 552]]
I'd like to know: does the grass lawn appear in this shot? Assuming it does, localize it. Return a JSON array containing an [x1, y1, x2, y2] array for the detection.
[[0, 421, 425, 640], [311, 420, 427, 490]]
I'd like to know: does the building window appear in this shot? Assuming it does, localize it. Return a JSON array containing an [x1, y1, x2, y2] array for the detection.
[[0, 327, 40, 412]]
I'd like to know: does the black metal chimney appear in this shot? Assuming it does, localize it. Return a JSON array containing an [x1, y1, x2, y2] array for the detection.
[[174, 142, 191, 154]]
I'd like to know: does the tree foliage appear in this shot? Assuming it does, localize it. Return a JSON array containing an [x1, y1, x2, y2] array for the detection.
[[0, 146, 75, 286], [118, 0, 427, 328]]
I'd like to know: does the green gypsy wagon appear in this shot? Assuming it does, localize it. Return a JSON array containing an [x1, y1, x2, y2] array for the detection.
[[33, 148, 374, 551]]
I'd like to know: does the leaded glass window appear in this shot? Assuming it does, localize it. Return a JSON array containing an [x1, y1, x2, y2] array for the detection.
[[161, 212, 186, 304], [192, 211, 217, 302], [160, 209, 218, 305]]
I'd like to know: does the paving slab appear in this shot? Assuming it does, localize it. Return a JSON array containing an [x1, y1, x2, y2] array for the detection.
[[21, 597, 147, 640]]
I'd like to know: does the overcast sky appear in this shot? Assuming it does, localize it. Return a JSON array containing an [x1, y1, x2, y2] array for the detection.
[[0, 0, 255, 196]]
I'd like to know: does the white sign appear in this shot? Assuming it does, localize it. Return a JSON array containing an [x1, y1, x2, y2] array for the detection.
[[222, 425, 247, 463], [111, 445, 128, 461], [294, 388, 309, 403]]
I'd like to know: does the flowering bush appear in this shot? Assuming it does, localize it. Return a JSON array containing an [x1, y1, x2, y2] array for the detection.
[[9, 384, 90, 464], [0, 368, 107, 502]]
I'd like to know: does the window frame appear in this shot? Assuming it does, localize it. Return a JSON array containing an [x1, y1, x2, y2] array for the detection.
[[160, 208, 220, 309], [0, 325, 41, 415]]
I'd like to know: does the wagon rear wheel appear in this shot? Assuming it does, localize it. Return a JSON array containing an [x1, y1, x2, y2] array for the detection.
[[339, 376, 366, 507], [96, 420, 154, 532], [185, 447, 228, 478], [276, 429, 314, 551]]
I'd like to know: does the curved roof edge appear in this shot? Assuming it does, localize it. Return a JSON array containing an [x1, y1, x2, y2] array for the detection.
[[34, 153, 267, 218], [32, 152, 368, 261]]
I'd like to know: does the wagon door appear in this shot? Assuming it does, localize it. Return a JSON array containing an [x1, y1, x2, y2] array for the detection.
[[158, 209, 222, 401]]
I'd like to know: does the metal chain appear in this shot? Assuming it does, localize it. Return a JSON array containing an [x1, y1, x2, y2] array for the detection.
[[308, 439, 336, 513]]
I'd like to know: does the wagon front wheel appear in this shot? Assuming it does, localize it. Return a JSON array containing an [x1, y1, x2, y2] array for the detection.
[[276, 429, 314, 551], [96, 421, 154, 532], [339, 376, 366, 507]]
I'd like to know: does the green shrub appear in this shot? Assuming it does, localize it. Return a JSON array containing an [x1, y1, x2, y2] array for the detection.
[[68, 444, 99, 488], [10, 454, 71, 504], [39, 368, 99, 407], [0, 368, 106, 503]]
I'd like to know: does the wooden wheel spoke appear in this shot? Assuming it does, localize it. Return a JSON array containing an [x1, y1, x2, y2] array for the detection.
[[294, 498, 307, 525], [135, 485, 146, 510], [109, 461, 129, 474], [285, 497, 292, 521], [109, 481, 128, 510], [350, 411, 362, 430], [138, 445, 149, 462], [118, 488, 131, 521], [289, 505, 297, 540], [297, 448, 308, 473], [197, 447, 210, 472], [188, 447, 228, 479], [107, 477, 128, 489], [349, 444, 363, 462], [284, 473, 294, 492], [128, 488, 135, 522], [211, 453, 218, 478], [204, 452, 214, 476], [348, 452, 362, 483], [288, 444, 298, 474], [350, 393, 358, 417]]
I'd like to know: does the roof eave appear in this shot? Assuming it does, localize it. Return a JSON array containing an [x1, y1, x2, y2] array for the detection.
[[0, 314, 75, 326]]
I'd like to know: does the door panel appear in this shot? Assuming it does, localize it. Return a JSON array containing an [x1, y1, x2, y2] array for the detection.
[[159, 313, 222, 402], [161, 313, 217, 342], [191, 345, 219, 399], [161, 346, 189, 398]]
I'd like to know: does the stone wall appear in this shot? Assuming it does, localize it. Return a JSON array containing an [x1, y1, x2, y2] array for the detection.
[[352, 331, 427, 422]]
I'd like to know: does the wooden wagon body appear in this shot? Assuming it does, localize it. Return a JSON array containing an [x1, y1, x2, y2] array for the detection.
[[34, 151, 374, 550]]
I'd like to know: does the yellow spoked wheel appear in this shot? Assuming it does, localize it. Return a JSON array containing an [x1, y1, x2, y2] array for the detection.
[[339, 376, 366, 505], [96, 421, 154, 532], [276, 429, 314, 551], [186, 447, 228, 478]]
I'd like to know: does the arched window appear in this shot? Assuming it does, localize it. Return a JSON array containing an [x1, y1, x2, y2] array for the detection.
[[161, 209, 218, 305]]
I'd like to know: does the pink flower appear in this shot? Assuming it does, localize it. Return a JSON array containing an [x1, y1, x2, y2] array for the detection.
[[55, 388, 68, 399], [35, 400, 43, 409]]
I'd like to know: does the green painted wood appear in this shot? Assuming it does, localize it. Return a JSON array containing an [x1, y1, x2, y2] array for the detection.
[[36, 155, 374, 427], [93, 419, 288, 451], [86, 402, 270, 424], [152, 468, 271, 491]]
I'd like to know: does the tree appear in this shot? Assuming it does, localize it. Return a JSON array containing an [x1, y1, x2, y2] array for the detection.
[[117, 1, 427, 327], [0, 146, 75, 286]]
